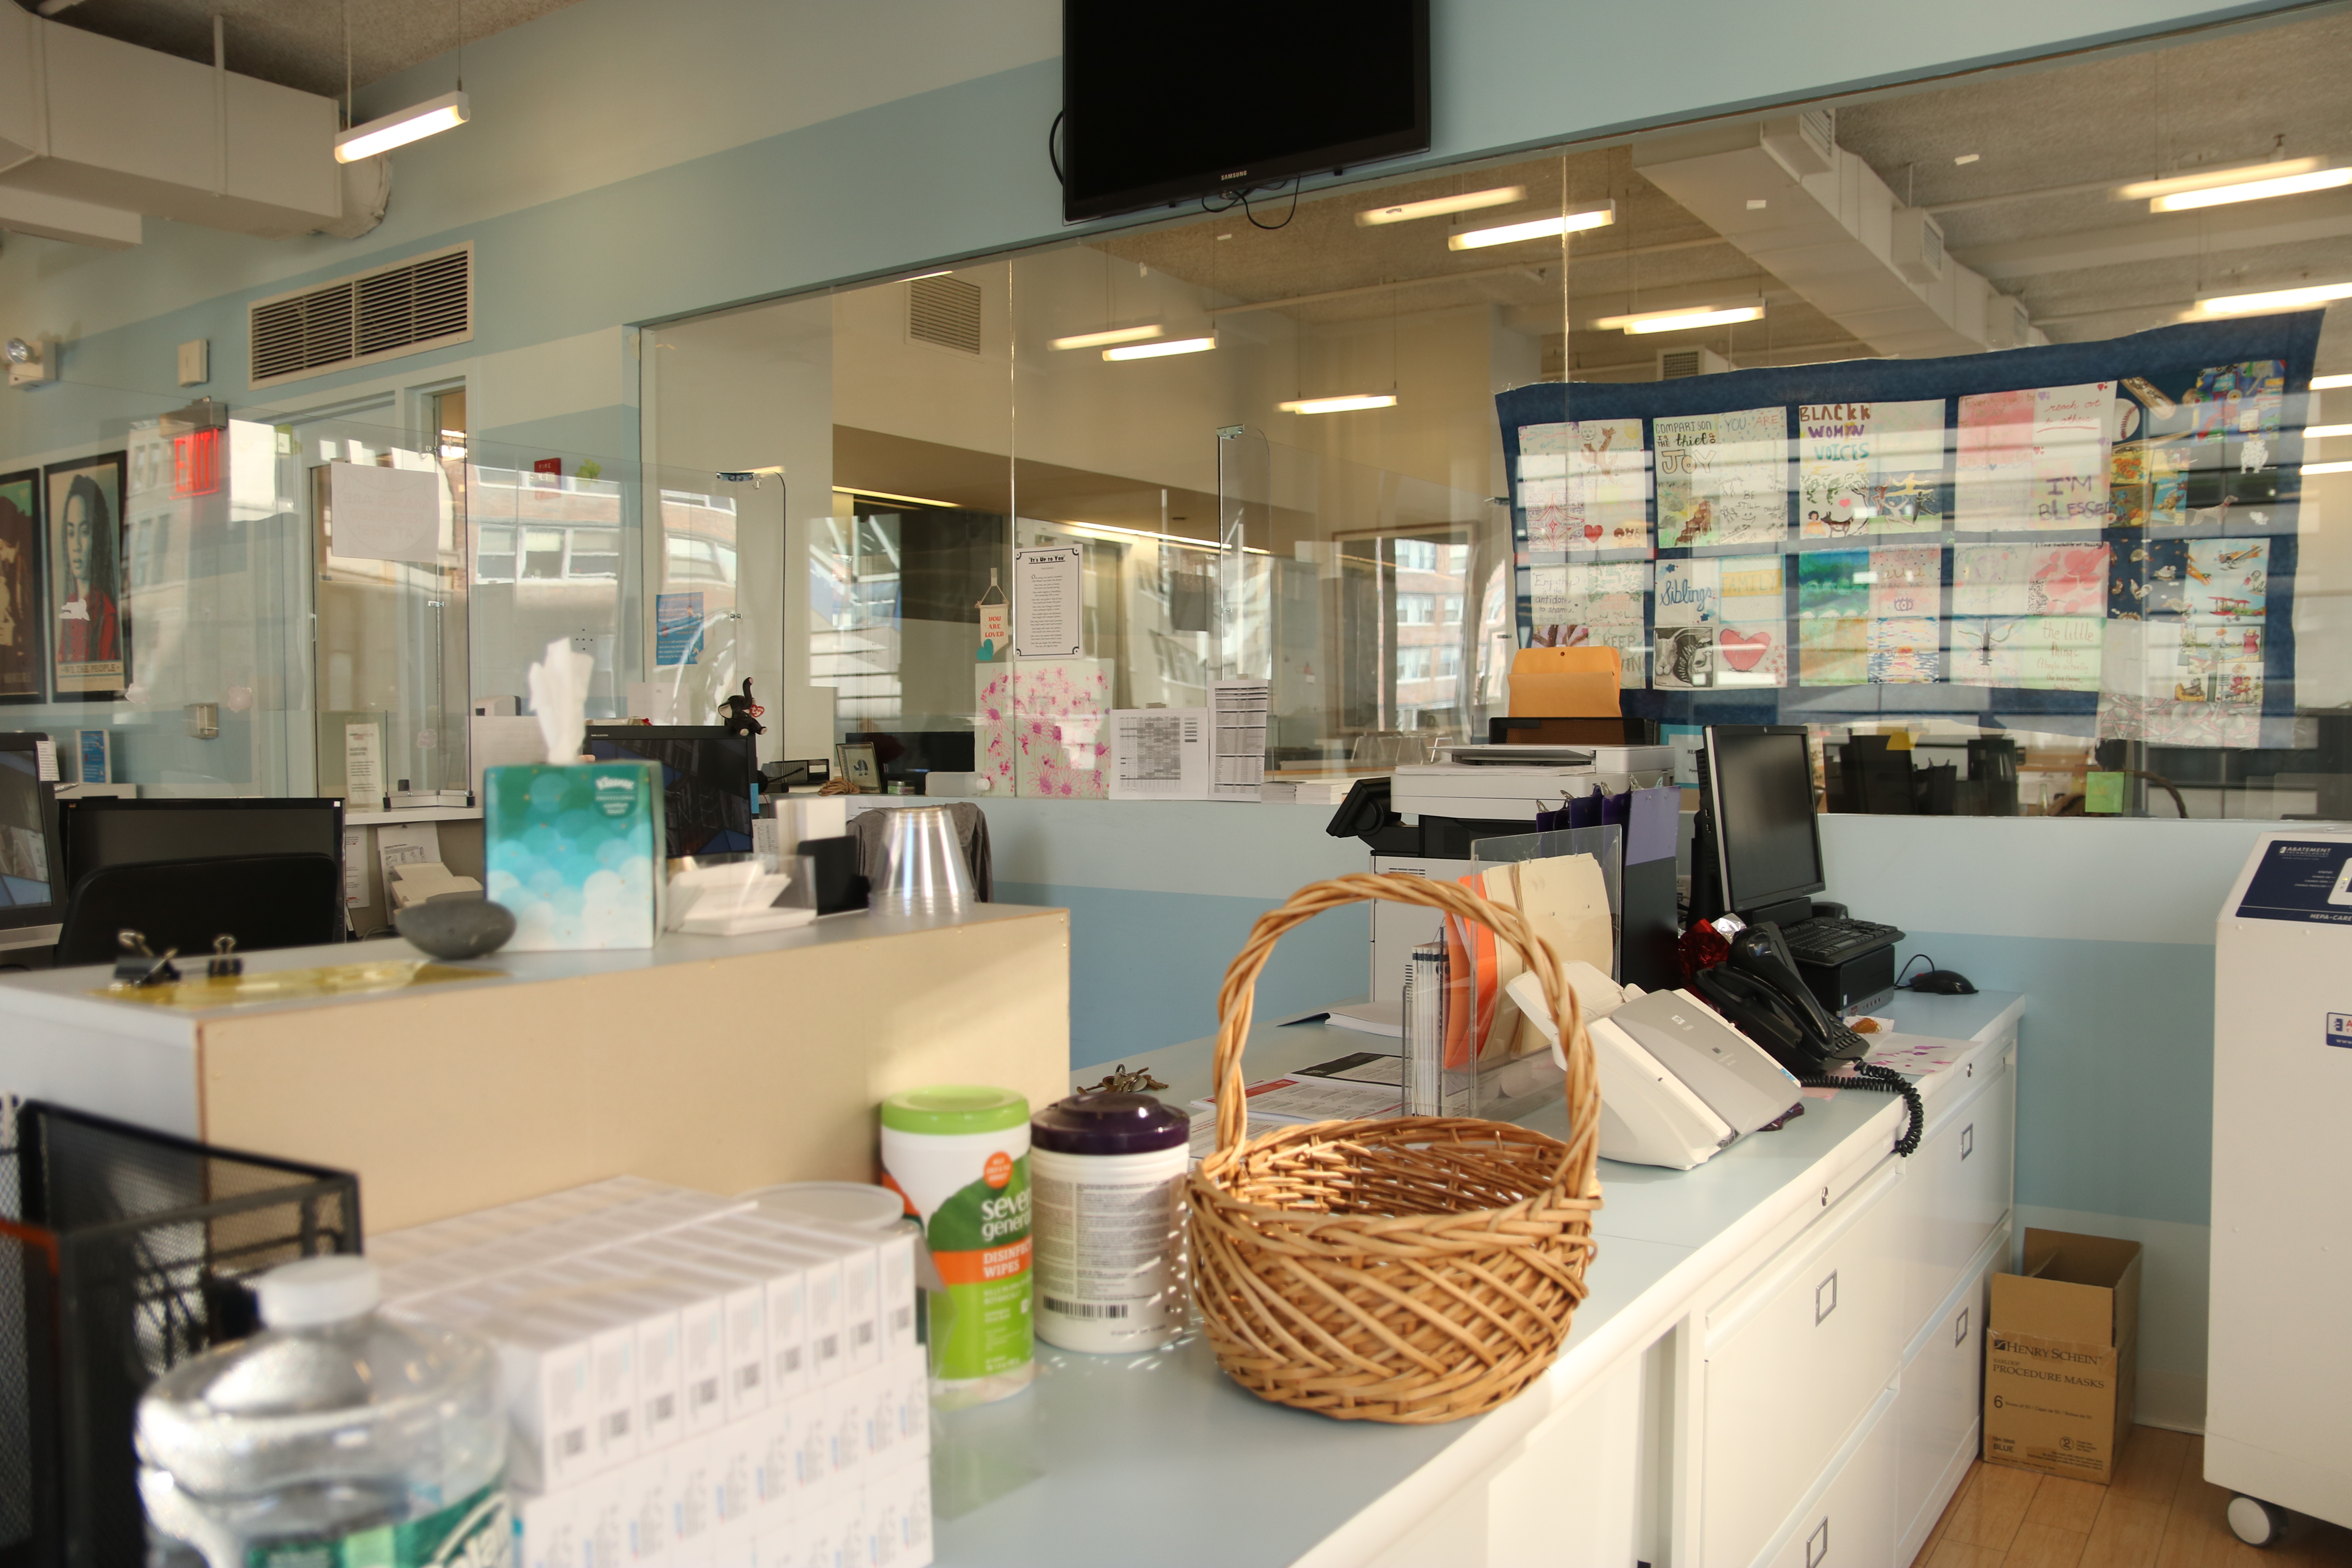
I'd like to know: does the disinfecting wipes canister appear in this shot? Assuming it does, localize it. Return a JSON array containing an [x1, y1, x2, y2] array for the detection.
[[879, 1087, 1033, 1408], [1028, 1092, 1191, 1354]]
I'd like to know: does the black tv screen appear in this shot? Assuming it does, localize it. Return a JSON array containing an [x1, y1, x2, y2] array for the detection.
[[1062, 0, 1430, 222]]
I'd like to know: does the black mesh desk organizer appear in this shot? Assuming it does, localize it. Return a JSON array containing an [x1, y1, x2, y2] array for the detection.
[[0, 1098, 360, 1568]]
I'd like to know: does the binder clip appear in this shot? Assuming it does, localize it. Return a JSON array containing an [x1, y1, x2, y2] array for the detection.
[[111, 930, 180, 988], [208, 935, 243, 980]]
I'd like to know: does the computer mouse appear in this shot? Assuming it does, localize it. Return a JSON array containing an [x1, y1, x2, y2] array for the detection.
[[1911, 969, 1976, 995]]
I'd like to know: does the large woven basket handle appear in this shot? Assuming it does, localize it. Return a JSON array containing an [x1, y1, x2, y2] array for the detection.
[[1210, 873, 1600, 1189]]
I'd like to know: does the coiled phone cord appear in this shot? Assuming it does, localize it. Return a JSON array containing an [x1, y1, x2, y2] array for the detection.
[[1797, 1061, 1924, 1157]]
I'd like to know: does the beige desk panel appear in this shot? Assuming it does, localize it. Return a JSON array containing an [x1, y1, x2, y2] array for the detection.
[[196, 909, 1070, 1231]]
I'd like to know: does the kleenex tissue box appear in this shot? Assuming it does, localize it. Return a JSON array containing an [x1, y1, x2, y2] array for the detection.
[[485, 762, 661, 950]]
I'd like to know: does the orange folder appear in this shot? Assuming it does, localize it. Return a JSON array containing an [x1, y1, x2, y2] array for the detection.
[[1507, 645, 1622, 718]]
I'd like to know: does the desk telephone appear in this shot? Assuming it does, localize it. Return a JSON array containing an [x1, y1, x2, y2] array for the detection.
[[1692, 925, 1924, 1155]]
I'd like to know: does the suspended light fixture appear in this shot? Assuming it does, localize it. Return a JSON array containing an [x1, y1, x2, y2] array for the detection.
[[1449, 203, 1616, 251], [1592, 304, 1766, 335], [2197, 281, 2352, 316], [2313, 373, 2352, 390], [1102, 335, 1215, 361], [2120, 157, 2325, 203], [335, 0, 470, 163], [335, 91, 470, 162], [1279, 393, 1397, 414], [1357, 186, 1526, 227], [2149, 165, 2351, 213], [1053, 325, 1165, 350]]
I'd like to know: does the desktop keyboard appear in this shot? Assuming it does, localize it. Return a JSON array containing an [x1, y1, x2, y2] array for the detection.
[[1782, 917, 1905, 965]]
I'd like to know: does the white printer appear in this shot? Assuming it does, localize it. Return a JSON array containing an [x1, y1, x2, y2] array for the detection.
[[1387, 743, 1675, 822]]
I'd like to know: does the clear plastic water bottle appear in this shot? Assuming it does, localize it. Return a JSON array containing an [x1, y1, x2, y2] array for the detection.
[[135, 1256, 509, 1568]]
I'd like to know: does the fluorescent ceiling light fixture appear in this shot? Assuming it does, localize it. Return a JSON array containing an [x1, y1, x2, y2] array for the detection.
[[831, 485, 961, 510], [2120, 156, 2324, 201], [2303, 460, 2352, 476], [1592, 304, 1766, 335], [1052, 324, 1163, 350], [2150, 165, 2352, 213], [334, 90, 469, 163], [1357, 185, 1526, 226], [2305, 423, 2352, 439], [1279, 393, 1397, 414], [2313, 373, 2352, 390], [1103, 335, 1215, 361], [906, 269, 954, 281], [1449, 203, 1616, 251], [2197, 281, 2352, 316]]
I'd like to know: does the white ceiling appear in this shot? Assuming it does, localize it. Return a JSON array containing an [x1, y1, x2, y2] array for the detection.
[[24, 0, 585, 98], [1097, 7, 2352, 377]]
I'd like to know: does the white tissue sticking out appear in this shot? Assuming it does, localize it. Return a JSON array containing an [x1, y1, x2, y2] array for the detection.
[[526, 636, 595, 765]]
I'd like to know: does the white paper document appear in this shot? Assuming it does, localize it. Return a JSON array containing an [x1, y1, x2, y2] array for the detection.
[[1210, 679, 1270, 799], [329, 463, 443, 565], [1189, 1074, 1403, 1124], [1013, 544, 1084, 658], [376, 823, 442, 904], [344, 720, 384, 803], [1108, 707, 1210, 800]]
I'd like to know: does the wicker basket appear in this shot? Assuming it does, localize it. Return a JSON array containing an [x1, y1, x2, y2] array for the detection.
[[1187, 872, 1602, 1423]]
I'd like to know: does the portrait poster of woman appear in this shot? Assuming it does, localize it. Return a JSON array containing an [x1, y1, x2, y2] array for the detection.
[[0, 470, 40, 701], [45, 453, 128, 699]]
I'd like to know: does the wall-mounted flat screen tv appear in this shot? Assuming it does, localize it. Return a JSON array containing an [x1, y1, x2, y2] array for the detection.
[[1061, 0, 1430, 223]]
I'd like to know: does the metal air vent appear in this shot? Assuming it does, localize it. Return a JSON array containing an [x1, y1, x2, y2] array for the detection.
[[908, 275, 983, 356], [1892, 210, 1946, 284], [249, 244, 474, 388], [1659, 346, 1731, 379]]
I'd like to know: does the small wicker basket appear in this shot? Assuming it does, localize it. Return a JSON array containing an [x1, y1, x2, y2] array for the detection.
[[1187, 872, 1602, 1423]]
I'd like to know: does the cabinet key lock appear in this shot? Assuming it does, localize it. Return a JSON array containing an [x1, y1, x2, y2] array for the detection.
[[1815, 1270, 1838, 1325], [1961, 1123, 1975, 1160], [1955, 1307, 1969, 1348], [1807, 1518, 1830, 1568]]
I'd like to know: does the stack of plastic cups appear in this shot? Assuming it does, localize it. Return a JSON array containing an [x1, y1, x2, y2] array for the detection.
[[869, 807, 975, 917]]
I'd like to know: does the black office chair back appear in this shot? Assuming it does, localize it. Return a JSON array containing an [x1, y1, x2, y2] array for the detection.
[[56, 853, 344, 967]]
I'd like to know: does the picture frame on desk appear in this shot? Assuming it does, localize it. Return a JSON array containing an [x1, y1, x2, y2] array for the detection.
[[834, 741, 880, 793]]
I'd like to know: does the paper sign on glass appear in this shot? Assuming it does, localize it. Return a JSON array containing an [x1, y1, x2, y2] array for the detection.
[[1013, 545, 1085, 658], [329, 463, 442, 564], [1656, 408, 1784, 548], [1519, 419, 1649, 552], [1798, 400, 1945, 537]]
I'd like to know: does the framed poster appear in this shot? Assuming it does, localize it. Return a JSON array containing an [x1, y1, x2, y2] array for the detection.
[[45, 452, 128, 700], [0, 468, 40, 702]]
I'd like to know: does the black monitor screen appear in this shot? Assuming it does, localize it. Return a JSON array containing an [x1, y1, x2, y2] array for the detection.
[[1062, 0, 1430, 221], [584, 730, 756, 857], [0, 750, 54, 911], [63, 799, 343, 890], [1708, 726, 1825, 912]]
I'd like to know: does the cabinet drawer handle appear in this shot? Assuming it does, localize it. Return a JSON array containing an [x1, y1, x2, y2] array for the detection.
[[1808, 1517, 1830, 1568], [1961, 1123, 1975, 1160], [1815, 1270, 1838, 1326], [1955, 1306, 1969, 1348]]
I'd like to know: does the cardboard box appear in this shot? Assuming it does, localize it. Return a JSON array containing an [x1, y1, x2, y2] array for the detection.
[[1984, 1228, 2142, 1484]]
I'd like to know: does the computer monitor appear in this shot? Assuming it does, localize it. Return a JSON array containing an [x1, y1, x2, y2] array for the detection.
[[0, 734, 65, 951], [1703, 724, 1825, 919], [60, 797, 347, 895], [582, 726, 757, 857]]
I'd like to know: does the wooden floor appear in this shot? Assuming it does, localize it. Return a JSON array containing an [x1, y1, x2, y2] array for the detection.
[[1913, 1426, 2352, 1568]]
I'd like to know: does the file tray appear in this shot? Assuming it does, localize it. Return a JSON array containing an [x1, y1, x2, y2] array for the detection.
[[0, 1099, 361, 1568]]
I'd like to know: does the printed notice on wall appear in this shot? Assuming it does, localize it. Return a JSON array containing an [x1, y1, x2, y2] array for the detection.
[[344, 720, 383, 804], [1014, 545, 1084, 658], [328, 463, 442, 565], [1108, 706, 1209, 800], [1210, 679, 1271, 800]]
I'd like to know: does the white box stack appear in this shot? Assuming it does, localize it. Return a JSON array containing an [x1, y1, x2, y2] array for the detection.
[[372, 1178, 931, 1568]]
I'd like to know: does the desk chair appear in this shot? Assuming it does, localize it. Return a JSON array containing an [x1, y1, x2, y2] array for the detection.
[[56, 854, 344, 967]]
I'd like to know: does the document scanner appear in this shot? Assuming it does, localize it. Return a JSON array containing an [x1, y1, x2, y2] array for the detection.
[[1508, 965, 1800, 1170]]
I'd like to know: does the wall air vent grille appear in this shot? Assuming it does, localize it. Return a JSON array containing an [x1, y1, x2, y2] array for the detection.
[[908, 275, 983, 355], [249, 244, 474, 388]]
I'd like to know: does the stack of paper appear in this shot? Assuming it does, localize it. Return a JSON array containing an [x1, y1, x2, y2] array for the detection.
[[386, 861, 483, 909]]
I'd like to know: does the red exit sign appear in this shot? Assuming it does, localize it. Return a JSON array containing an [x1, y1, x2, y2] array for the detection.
[[172, 426, 222, 497]]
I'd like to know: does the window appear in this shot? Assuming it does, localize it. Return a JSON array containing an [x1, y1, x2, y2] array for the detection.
[[1441, 595, 1463, 625], [567, 527, 620, 579], [476, 524, 516, 582], [1397, 593, 1435, 625], [522, 528, 566, 580], [1395, 540, 1439, 573], [1397, 646, 1433, 682], [1437, 645, 1461, 678], [666, 535, 736, 585]]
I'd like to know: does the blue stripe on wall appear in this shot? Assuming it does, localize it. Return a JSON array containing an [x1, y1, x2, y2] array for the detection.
[[996, 882, 1367, 1073], [1895, 932, 2214, 1229]]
